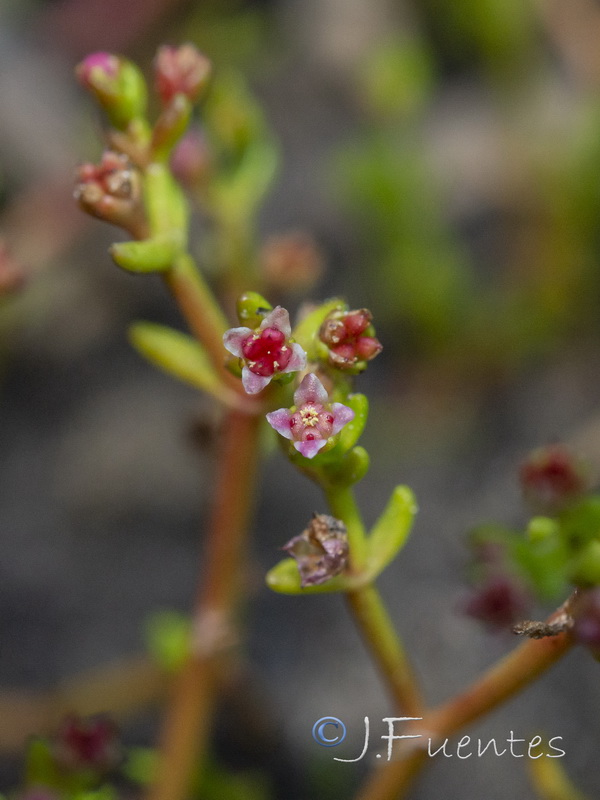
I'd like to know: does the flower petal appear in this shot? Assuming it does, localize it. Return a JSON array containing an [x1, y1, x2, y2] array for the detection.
[[294, 373, 328, 407], [260, 306, 291, 338], [223, 327, 251, 357], [281, 342, 307, 375], [266, 408, 294, 440], [295, 438, 327, 459], [330, 402, 355, 435], [241, 366, 271, 394]]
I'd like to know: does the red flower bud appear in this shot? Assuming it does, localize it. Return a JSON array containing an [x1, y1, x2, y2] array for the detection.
[[319, 308, 382, 372], [54, 715, 121, 773]]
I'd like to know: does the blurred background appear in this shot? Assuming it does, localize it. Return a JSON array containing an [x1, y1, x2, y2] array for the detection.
[[1, 0, 600, 797]]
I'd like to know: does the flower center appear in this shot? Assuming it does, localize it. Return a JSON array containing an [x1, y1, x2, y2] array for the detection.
[[241, 327, 292, 376], [300, 406, 319, 427]]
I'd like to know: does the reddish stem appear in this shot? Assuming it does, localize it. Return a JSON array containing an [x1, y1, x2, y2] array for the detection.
[[147, 408, 262, 800]]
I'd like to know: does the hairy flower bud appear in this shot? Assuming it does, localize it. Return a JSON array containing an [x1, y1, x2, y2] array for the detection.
[[154, 44, 212, 107], [283, 514, 348, 587], [520, 445, 587, 514], [319, 308, 382, 372], [74, 151, 147, 238]]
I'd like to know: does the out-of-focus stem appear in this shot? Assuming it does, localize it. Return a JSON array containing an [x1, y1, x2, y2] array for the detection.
[[355, 625, 573, 800], [148, 408, 262, 800], [163, 253, 230, 374], [346, 586, 424, 717], [324, 484, 424, 716]]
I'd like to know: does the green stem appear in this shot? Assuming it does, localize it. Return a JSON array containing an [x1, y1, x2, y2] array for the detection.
[[324, 484, 424, 715], [324, 484, 368, 571], [346, 586, 424, 716], [355, 619, 574, 800]]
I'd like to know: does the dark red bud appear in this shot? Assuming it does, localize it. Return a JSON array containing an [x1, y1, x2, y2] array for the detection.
[[520, 445, 587, 513]]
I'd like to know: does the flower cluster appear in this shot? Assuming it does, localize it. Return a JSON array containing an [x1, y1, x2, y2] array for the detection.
[[223, 306, 306, 394]]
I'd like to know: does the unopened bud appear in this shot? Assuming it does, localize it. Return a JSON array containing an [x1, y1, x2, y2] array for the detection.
[[260, 232, 323, 292], [520, 445, 587, 514], [319, 308, 382, 372], [154, 44, 212, 107], [170, 128, 212, 188], [74, 151, 148, 238], [76, 52, 147, 130], [235, 291, 272, 328], [54, 714, 121, 773], [463, 574, 531, 630]]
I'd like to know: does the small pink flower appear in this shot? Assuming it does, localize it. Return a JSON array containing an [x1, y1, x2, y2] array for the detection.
[[223, 306, 306, 394], [154, 44, 212, 106], [266, 373, 354, 459]]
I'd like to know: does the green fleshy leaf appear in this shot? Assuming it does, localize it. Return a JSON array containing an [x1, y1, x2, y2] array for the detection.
[[110, 237, 179, 273], [367, 486, 417, 573], [292, 298, 346, 358], [129, 322, 229, 403], [145, 610, 191, 672], [265, 557, 365, 595], [329, 446, 370, 486], [335, 394, 368, 453]]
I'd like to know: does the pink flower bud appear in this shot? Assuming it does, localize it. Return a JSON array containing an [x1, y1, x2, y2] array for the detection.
[[76, 52, 120, 89], [154, 44, 212, 106], [319, 308, 382, 372]]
